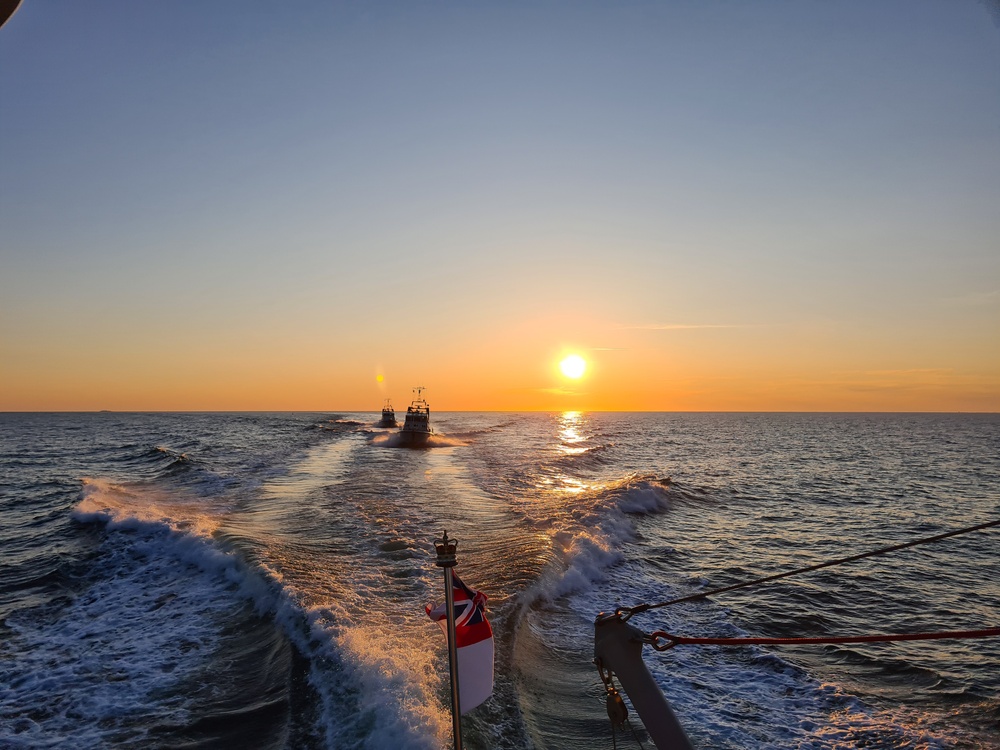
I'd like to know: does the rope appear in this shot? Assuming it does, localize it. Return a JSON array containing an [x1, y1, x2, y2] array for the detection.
[[618, 517, 1000, 621], [648, 627, 1000, 650]]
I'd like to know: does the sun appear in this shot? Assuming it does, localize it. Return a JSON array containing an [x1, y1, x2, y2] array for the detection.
[[559, 354, 587, 379]]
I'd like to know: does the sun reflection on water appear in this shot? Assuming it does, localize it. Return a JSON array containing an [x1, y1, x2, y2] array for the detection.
[[556, 475, 591, 494], [558, 411, 587, 455], [542, 411, 600, 495]]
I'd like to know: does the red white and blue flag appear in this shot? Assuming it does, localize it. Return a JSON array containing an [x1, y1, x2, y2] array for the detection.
[[425, 573, 494, 713]]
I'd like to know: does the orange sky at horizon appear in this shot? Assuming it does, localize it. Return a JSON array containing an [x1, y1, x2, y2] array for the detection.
[[3, 312, 997, 412]]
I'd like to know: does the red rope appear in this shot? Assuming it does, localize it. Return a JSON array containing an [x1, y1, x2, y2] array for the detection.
[[649, 627, 1000, 651]]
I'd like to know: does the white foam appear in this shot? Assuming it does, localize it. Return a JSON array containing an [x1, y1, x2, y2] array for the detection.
[[498, 468, 962, 747], [523, 477, 673, 606], [533, 477, 962, 749], [75, 477, 225, 537], [2, 486, 253, 748], [371, 432, 467, 449], [243, 559, 453, 750], [63, 472, 459, 750]]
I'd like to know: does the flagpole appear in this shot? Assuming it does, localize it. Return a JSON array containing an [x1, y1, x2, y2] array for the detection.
[[435, 531, 463, 750]]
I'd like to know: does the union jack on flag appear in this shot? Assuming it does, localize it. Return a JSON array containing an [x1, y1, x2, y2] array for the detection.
[[426, 572, 494, 712]]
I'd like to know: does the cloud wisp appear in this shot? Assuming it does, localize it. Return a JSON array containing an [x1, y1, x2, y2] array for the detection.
[[617, 323, 761, 331]]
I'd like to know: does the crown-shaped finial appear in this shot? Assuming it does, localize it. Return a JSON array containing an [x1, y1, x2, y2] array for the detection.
[[434, 531, 457, 568]]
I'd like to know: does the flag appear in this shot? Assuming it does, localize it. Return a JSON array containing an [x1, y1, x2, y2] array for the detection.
[[425, 572, 494, 713]]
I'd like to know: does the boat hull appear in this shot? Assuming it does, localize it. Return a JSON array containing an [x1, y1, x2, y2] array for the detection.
[[397, 428, 431, 447]]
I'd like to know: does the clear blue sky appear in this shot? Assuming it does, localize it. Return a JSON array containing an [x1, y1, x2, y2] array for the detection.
[[2, 1, 999, 411]]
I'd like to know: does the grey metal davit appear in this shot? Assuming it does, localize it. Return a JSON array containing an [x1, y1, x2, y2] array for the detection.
[[594, 613, 694, 750]]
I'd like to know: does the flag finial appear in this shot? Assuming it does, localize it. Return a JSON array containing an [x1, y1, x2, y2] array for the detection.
[[435, 531, 457, 568]]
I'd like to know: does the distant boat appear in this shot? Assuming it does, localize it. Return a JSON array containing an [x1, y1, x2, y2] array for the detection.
[[377, 399, 397, 428], [399, 387, 431, 447]]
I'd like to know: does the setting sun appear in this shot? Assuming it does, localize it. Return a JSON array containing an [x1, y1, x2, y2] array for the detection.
[[559, 354, 587, 379]]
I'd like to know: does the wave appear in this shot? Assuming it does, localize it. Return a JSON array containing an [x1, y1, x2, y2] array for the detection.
[[58, 477, 453, 749], [444, 419, 521, 440], [113, 444, 193, 473], [514, 476, 677, 608], [115, 445, 241, 497], [1, 482, 271, 749], [75, 477, 228, 537], [551, 442, 615, 470], [155, 446, 198, 476], [108, 445, 203, 483], [508, 472, 973, 750], [309, 418, 364, 431]]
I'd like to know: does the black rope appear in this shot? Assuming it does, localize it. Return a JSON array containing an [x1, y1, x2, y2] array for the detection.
[[626, 718, 648, 749], [648, 626, 1000, 650], [618, 517, 1000, 620]]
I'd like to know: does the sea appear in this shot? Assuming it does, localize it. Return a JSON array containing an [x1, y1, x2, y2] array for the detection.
[[1, 411, 998, 750]]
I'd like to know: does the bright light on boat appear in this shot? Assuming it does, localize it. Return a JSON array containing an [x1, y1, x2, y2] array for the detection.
[[559, 354, 586, 379]]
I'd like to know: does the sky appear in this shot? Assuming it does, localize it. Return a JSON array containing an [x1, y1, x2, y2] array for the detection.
[[2, 1, 999, 412]]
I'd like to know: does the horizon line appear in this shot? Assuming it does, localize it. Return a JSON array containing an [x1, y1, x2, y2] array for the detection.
[[1, 409, 997, 415]]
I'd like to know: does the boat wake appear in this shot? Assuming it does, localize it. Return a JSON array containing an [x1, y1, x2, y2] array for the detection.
[[3, 411, 994, 750], [0, 480, 273, 749], [51, 475, 453, 750], [509, 474, 972, 750], [371, 432, 467, 449]]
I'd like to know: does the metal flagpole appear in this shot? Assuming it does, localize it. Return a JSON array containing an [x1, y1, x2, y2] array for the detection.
[[435, 531, 463, 750]]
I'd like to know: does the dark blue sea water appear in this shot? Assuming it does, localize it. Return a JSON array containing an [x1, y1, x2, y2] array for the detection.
[[1, 411, 998, 749]]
